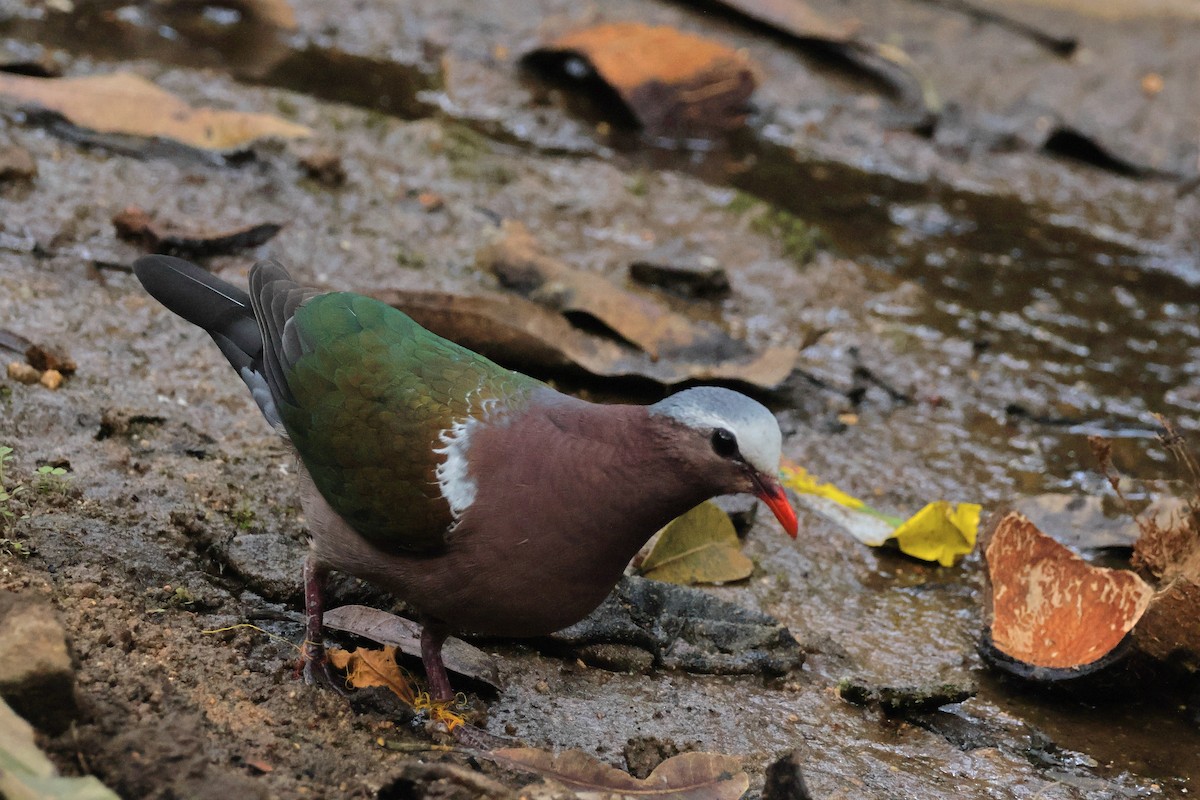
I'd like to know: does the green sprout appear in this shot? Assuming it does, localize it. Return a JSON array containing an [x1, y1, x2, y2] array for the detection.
[[33, 464, 70, 496]]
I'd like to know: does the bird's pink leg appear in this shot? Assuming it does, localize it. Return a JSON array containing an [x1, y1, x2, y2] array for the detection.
[[299, 553, 344, 691], [420, 622, 454, 702]]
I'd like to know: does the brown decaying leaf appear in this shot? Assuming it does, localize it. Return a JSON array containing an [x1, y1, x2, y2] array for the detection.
[[0, 72, 311, 151], [322, 604, 502, 691], [985, 512, 1153, 669], [369, 287, 797, 390], [489, 748, 749, 800], [640, 501, 753, 586], [480, 221, 703, 359], [526, 22, 757, 136], [113, 205, 282, 258], [326, 645, 418, 703], [471, 220, 798, 387], [686, 0, 857, 41], [674, 0, 937, 124]]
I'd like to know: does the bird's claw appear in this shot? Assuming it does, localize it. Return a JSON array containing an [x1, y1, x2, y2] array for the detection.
[[297, 645, 349, 696]]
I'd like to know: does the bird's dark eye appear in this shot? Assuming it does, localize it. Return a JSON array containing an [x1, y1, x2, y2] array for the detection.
[[711, 428, 739, 458]]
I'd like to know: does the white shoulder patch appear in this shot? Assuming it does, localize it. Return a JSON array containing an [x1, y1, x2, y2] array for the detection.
[[433, 417, 478, 520], [432, 388, 501, 523], [649, 386, 783, 475]]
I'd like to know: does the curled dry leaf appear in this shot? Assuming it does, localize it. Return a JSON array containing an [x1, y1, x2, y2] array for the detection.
[[640, 501, 753, 586], [367, 288, 796, 389], [113, 205, 282, 258], [523, 22, 757, 137], [472, 220, 798, 386], [679, 0, 937, 127], [983, 511, 1153, 673], [478, 221, 705, 358], [0, 72, 310, 151], [322, 604, 501, 692], [488, 747, 749, 800]]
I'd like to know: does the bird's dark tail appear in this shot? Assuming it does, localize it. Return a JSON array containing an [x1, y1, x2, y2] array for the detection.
[[134, 255, 282, 429]]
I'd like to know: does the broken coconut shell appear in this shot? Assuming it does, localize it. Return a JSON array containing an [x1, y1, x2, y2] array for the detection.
[[980, 511, 1153, 680]]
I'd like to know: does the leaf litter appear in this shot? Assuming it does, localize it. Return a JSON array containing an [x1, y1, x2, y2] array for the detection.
[[487, 747, 749, 800], [369, 222, 799, 389], [0, 72, 310, 152], [780, 461, 980, 565], [112, 205, 283, 258], [639, 501, 753, 586], [522, 22, 758, 138], [326, 646, 466, 732]]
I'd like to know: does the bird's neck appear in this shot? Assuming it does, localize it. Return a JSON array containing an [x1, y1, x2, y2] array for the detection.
[[534, 396, 716, 551]]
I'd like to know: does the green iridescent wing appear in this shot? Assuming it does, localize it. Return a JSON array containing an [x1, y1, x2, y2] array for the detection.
[[258, 279, 542, 552]]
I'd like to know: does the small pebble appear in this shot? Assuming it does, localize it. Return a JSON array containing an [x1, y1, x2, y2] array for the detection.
[[39, 368, 63, 390], [7, 361, 39, 384]]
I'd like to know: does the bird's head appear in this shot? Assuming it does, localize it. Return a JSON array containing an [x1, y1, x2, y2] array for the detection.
[[649, 387, 798, 538]]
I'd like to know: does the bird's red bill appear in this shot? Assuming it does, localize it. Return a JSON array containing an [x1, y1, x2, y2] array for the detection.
[[753, 474, 798, 538]]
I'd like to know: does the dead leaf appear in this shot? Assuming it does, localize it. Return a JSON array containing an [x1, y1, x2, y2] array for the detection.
[[479, 220, 709, 359], [113, 205, 282, 258], [326, 645, 419, 703], [0, 72, 311, 151], [680, 0, 938, 127], [983, 511, 1153, 671], [640, 501, 753, 585], [488, 748, 749, 800], [691, 0, 858, 41], [322, 604, 501, 692], [368, 288, 797, 389], [523, 22, 757, 137], [781, 462, 979, 564], [473, 221, 798, 387]]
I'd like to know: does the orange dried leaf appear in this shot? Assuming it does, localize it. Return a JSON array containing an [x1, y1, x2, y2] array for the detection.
[[526, 23, 757, 136], [326, 646, 418, 703], [0, 72, 311, 151]]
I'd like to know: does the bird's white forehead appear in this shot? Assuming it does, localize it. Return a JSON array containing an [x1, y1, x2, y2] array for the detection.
[[649, 387, 783, 475]]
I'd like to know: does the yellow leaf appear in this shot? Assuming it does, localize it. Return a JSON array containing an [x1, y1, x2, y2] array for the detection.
[[780, 462, 865, 510], [640, 501, 753, 585], [0, 73, 311, 151], [890, 501, 980, 567]]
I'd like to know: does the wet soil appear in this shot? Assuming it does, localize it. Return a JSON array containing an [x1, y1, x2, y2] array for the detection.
[[1, 0, 1198, 797]]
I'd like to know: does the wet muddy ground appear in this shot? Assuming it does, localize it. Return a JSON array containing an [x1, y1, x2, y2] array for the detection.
[[1, 0, 1199, 797]]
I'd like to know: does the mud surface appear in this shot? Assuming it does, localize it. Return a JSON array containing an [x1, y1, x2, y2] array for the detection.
[[1, 0, 1198, 797]]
